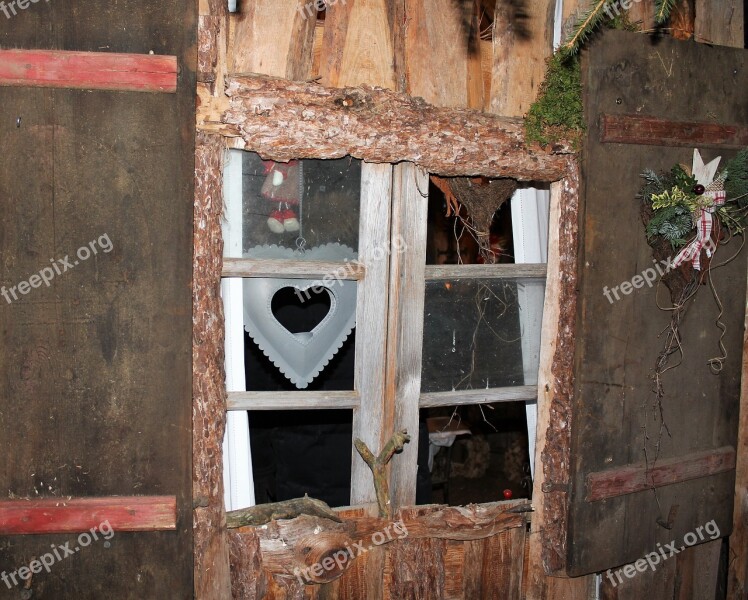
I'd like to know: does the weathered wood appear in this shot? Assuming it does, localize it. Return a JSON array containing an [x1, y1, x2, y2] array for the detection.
[[227, 496, 342, 528], [419, 386, 538, 408], [627, 0, 656, 31], [355, 431, 411, 519], [524, 163, 582, 593], [385, 164, 429, 511], [599, 113, 748, 149], [351, 162, 393, 508], [586, 446, 737, 502], [227, 390, 360, 411], [319, 0, 396, 89], [695, 0, 744, 46], [674, 539, 722, 600], [482, 526, 526, 600], [404, 0, 482, 109], [566, 30, 746, 576], [0, 496, 176, 534], [424, 263, 547, 280], [228, 529, 267, 600], [489, 0, 554, 117], [0, 49, 177, 93], [599, 547, 677, 599], [216, 75, 570, 181], [221, 257, 366, 279], [229, 0, 316, 80], [194, 130, 232, 600], [729, 262, 748, 599]]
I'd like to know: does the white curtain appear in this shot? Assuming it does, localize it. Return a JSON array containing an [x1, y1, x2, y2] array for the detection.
[[222, 150, 255, 511], [511, 188, 551, 480]]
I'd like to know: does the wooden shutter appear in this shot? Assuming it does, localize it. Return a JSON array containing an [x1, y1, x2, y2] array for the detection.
[[0, 2, 195, 597], [557, 31, 747, 576]]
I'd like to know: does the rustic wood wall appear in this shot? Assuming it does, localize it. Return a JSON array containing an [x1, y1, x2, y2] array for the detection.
[[194, 1, 746, 599]]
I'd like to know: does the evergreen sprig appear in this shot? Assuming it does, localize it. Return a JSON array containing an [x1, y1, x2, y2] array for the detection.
[[724, 148, 748, 207], [654, 0, 678, 25], [560, 0, 610, 57]]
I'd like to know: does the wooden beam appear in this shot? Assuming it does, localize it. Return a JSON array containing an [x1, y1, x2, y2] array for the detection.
[[221, 258, 366, 280], [384, 164, 429, 510], [599, 113, 748, 149], [695, 0, 744, 47], [219, 75, 571, 181], [586, 446, 736, 502], [227, 390, 360, 411], [0, 496, 176, 534], [424, 263, 547, 280], [419, 386, 538, 407], [0, 49, 177, 93]]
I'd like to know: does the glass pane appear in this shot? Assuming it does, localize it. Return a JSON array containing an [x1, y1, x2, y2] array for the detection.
[[249, 409, 353, 507], [224, 150, 361, 258], [421, 278, 546, 393]]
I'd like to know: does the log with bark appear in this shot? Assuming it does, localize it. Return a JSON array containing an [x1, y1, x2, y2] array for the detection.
[[199, 74, 572, 181]]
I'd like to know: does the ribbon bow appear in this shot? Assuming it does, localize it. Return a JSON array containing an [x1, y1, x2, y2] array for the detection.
[[672, 150, 726, 270]]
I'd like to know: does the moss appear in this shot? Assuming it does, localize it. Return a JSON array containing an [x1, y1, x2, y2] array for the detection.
[[524, 53, 584, 150]]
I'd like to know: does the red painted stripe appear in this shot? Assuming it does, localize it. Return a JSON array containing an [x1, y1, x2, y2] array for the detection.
[[0, 496, 177, 534], [0, 49, 177, 93]]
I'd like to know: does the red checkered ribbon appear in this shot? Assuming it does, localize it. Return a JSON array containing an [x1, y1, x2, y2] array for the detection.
[[672, 190, 726, 270]]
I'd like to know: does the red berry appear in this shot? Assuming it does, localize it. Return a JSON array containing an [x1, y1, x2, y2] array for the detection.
[[693, 184, 706, 195], [503, 489, 513, 499]]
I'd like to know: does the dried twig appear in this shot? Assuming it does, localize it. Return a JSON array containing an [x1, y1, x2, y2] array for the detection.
[[354, 430, 411, 518]]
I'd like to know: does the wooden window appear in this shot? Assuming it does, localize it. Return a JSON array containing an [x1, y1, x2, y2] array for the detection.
[[221, 151, 552, 511]]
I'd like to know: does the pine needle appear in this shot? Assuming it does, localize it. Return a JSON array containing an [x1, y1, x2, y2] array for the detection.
[[561, 0, 610, 56], [654, 0, 677, 25]]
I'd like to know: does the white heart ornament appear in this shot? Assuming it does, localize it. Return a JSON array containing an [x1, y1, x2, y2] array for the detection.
[[243, 244, 357, 389]]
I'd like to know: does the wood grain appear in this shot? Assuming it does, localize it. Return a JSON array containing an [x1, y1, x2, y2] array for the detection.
[[419, 386, 538, 407], [221, 257, 366, 279], [351, 163, 393, 507], [229, 0, 316, 80], [489, 0, 554, 117], [319, 0, 396, 89], [384, 163, 429, 510], [227, 390, 360, 411], [599, 113, 748, 149], [0, 49, 177, 92], [424, 263, 547, 280], [586, 446, 737, 502], [0, 496, 176, 534], [695, 0, 744, 46]]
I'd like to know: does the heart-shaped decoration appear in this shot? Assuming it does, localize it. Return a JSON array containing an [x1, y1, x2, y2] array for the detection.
[[243, 244, 357, 389]]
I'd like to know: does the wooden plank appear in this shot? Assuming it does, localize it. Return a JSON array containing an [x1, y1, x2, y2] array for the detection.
[[627, 0, 656, 31], [318, 0, 396, 89], [229, 0, 316, 80], [599, 548, 676, 600], [729, 266, 748, 600], [489, 0, 554, 117], [351, 163, 393, 509], [221, 258, 366, 279], [695, 0, 744, 47], [586, 446, 737, 502], [481, 526, 526, 600], [674, 539, 722, 600], [419, 386, 537, 408], [0, 496, 177, 534], [599, 113, 748, 149], [0, 49, 177, 93], [227, 390, 360, 411], [424, 263, 547, 280], [463, 539, 484, 599], [566, 30, 747, 577], [384, 163, 429, 509], [404, 0, 482, 109], [219, 74, 570, 181]]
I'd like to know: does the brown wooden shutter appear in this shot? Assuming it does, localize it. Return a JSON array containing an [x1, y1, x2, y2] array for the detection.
[[0, 2, 195, 597], [557, 30, 747, 576]]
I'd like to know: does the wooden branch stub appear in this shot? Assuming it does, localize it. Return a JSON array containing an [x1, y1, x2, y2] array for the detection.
[[226, 495, 342, 528], [355, 430, 411, 518], [220, 74, 571, 181]]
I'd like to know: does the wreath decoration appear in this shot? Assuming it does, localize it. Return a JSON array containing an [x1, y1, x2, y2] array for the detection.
[[637, 148, 748, 468]]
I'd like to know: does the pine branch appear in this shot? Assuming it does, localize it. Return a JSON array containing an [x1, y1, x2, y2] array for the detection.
[[654, 0, 678, 25], [561, 0, 610, 56]]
